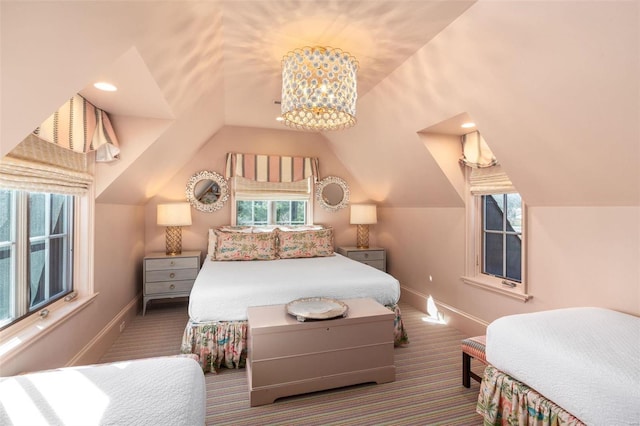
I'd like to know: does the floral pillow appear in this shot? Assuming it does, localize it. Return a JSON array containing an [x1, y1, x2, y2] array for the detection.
[[277, 228, 334, 259], [214, 229, 277, 261]]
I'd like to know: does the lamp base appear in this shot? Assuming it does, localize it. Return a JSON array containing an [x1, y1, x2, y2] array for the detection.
[[165, 226, 182, 256], [356, 224, 370, 249]]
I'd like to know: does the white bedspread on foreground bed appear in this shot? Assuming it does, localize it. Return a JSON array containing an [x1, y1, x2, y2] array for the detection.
[[189, 254, 401, 322], [0, 357, 205, 426], [486, 307, 640, 425]]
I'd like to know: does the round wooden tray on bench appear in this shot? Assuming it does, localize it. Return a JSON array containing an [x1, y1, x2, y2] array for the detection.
[[285, 297, 348, 322]]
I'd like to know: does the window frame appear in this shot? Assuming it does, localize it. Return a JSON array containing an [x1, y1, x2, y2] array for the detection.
[[462, 186, 531, 302], [1, 191, 75, 328], [0, 186, 97, 362], [230, 177, 314, 226]]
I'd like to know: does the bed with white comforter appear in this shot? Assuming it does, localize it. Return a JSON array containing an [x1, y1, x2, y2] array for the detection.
[[479, 307, 640, 425], [182, 254, 406, 372], [0, 356, 205, 426], [189, 254, 400, 322]]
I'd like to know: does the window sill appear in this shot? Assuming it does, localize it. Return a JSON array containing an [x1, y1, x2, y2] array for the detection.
[[461, 276, 532, 302], [0, 292, 99, 365]]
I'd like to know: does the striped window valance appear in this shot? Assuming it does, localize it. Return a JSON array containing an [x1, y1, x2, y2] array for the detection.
[[0, 134, 93, 195], [34, 94, 120, 163], [225, 152, 318, 183]]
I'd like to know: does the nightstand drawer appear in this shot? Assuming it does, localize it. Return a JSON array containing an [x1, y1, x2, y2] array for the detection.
[[348, 251, 384, 262], [145, 257, 198, 271], [360, 260, 385, 270], [146, 268, 198, 282], [145, 280, 194, 295]]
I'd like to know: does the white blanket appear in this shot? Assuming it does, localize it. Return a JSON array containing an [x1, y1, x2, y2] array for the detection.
[[0, 357, 205, 426], [189, 254, 400, 322], [486, 307, 640, 425]]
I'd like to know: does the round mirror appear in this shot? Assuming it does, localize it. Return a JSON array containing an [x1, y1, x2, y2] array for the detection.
[[315, 176, 349, 211], [186, 171, 229, 212]]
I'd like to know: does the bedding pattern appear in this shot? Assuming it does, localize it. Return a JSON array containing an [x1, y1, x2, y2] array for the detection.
[[477, 365, 585, 426], [277, 227, 334, 258], [181, 303, 408, 373], [214, 230, 278, 260]]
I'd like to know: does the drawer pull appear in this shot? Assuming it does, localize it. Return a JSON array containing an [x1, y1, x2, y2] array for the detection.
[[364, 253, 369, 259], [170, 284, 175, 290], [170, 260, 175, 266], [169, 273, 175, 279]]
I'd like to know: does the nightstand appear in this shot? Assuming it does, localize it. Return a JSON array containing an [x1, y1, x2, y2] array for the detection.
[[337, 246, 386, 272], [143, 251, 201, 315]]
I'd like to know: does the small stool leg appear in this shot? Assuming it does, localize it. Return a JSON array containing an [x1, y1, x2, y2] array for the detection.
[[462, 352, 471, 388]]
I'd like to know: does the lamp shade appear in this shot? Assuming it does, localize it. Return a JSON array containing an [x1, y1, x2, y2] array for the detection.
[[157, 203, 192, 226], [350, 204, 377, 225]]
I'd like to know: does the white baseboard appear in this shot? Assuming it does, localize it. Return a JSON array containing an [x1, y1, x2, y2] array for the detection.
[[67, 295, 140, 367], [400, 285, 489, 336]]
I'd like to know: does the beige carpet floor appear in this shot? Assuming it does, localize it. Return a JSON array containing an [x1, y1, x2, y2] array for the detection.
[[100, 301, 485, 426]]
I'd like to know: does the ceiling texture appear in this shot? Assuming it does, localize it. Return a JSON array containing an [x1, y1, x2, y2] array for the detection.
[[2, 0, 638, 207]]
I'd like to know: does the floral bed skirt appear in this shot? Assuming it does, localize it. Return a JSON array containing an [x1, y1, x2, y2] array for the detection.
[[181, 303, 409, 373], [477, 365, 585, 426]]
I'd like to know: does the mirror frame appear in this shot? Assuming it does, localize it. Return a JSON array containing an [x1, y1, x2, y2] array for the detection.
[[315, 176, 350, 211], [186, 170, 229, 212]]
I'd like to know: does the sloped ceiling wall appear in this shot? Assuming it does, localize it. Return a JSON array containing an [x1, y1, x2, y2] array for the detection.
[[1, 1, 638, 208], [326, 1, 639, 208]]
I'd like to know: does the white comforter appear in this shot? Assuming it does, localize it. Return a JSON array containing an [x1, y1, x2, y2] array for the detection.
[[486, 307, 640, 425], [0, 357, 205, 426], [189, 254, 400, 322]]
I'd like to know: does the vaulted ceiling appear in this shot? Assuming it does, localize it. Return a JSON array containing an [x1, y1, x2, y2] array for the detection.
[[2, 1, 638, 208]]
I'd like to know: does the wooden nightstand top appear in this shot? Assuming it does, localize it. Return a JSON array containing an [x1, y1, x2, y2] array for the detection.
[[144, 251, 201, 260]]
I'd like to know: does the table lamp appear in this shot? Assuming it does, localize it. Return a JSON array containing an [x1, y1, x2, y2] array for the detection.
[[157, 203, 192, 255], [350, 204, 377, 249]]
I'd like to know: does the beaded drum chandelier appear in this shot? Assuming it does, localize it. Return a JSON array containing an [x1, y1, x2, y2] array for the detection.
[[281, 46, 358, 131]]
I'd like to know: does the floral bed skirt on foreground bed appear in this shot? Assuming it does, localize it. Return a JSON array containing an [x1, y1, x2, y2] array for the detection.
[[477, 365, 585, 426], [181, 304, 409, 373]]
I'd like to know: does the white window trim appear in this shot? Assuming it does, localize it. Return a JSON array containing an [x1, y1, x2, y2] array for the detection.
[[230, 177, 315, 226], [0, 184, 98, 365], [461, 183, 532, 302]]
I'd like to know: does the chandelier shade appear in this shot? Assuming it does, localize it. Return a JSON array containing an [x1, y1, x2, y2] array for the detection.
[[281, 46, 358, 131]]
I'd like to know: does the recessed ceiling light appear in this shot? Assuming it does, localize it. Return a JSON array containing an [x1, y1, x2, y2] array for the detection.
[[461, 122, 476, 128], [275, 116, 284, 122], [94, 82, 117, 92]]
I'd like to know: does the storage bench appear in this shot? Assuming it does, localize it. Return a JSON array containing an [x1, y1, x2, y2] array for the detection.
[[461, 335, 487, 387], [247, 297, 395, 406]]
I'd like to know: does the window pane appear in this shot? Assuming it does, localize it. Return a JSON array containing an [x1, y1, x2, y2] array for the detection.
[[29, 193, 46, 238], [275, 201, 290, 224], [505, 193, 522, 233], [483, 233, 503, 277], [236, 201, 253, 225], [49, 237, 68, 296], [506, 234, 522, 282], [0, 190, 12, 242], [484, 195, 504, 231], [292, 201, 306, 224], [50, 194, 67, 235], [253, 201, 268, 224], [0, 247, 11, 322], [29, 241, 46, 308]]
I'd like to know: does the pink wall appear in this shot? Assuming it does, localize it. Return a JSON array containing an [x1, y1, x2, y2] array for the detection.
[[379, 206, 640, 336], [144, 125, 373, 256]]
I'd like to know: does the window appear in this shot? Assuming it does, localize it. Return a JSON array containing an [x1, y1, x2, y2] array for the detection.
[[236, 200, 307, 226], [463, 190, 530, 301], [482, 193, 522, 283], [231, 176, 313, 226], [0, 189, 74, 328]]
